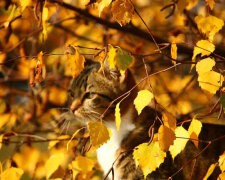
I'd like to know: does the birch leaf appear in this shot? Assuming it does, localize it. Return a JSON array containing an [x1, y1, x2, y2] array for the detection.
[[171, 43, 177, 64], [111, 0, 134, 26], [45, 152, 65, 179], [162, 111, 176, 131], [88, 121, 112, 149], [188, 118, 202, 148], [203, 163, 217, 180], [205, 0, 215, 10], [169, 126, 190, 159], [192, 40, 215, 61], [158, 125, 176, 152], [195, 15, 224, 41], [133, 142, 166, 178], [98, 0, 112, 16], [219, 151, 225, 172], [66, 45, 85, 79], [107, 45, 117, 69], [198, 71, 224, 94], [42, 4, 49, 40], [116, 47, 133, 71], [196, 58, 215, 75], [134, 90, 153, 115], [1, 167, 24, 180]]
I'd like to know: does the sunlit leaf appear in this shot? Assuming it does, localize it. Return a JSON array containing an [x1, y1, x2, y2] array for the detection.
[[195, 15, 224, 41], [42, 3, 49, 40], [198, 71, 224, 94], [67, 127, 85, 150], [133, 142, 166, 178], [66, 45, 85, 79], [88, 121, 112, 149], [48, 135, 70, 149], [158, 125, 176, 152], [70, 155, 95, 179], [19, 0, 31, 12], [0, 113, 17, 129], [107, 45, 117, 69], [13, 146, 40, 175], [134, 90, 153, 115], [203, 163, 217, 180], [219, 151, 225, 172], [196, 58, 215, 75], [218, 172, 225, 179], [188, 118, 202, 148], [45, 152, 65, 179], [205, 0, 215, 10], [4, 5, 16, 28], [171, 43, 177, 64], [162, 111, 176, 131], [169, 126, 190, 159], [0, 134, 3, 150], [1, 167, 24, 180], [115, 102, 121, 131], [98, 0, 112, 16], [192, 40, 215, 61], [111, 0, 134, 26]]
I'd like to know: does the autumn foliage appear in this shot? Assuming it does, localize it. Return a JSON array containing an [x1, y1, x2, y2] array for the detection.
[[0, 0, 225, 179]]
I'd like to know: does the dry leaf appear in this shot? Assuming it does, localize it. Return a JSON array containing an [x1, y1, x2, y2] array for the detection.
[[162, 111, 176, 131], [98, 0, 112, 16], [111, 0, 134, 26], [158, 125, 176, 152]]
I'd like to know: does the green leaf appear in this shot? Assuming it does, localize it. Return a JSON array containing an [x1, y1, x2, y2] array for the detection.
[[116, 48, 133, 71]]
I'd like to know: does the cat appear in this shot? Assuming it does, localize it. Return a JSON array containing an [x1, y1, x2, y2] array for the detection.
[[67, 60, 225, 180]]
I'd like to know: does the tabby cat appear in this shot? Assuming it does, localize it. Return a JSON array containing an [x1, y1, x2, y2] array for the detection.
[[67, 61, 224, 180]]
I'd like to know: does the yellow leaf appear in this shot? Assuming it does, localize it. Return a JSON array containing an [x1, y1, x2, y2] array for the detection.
[[88, 121, 112, 149], [107, 45, 117, 69], [1, 167, 24, 180], [48, 135, 70, 149], [98, 0, 112, 16], [133, 142, 166, 178], [111, 0, 134, 26], [196, 58, 215, 75], [48, 86, 67, 106], [70, 155, 95, 179], [0, 113, 17, 129], [218, 172, 225, 180], [198, 71, 224, 94], [134, 90, 153, 115], [42, 3, 49, 40], [4, 5, 16, 28], [115, 102, 121, 131], [203, 163, 217, 180], [19, 0, 31, 12], [192, 40, 215, 61], [186, 0, 198, 10], [177, 0, 188, 13], [13, 146, 40, 175], [171, 43, 177, 64], [67, 127, 85, 151], [162, 111, 176, 131], [195, 15, 224, 41], [45, 152, 65, 179], [169, 126, 190, 159], [66, 45, 85, 79], [158, 125, 176, 152], [205, 0, 215, 10], [188, 118, 202, 148], [219, 151, 225, 172]]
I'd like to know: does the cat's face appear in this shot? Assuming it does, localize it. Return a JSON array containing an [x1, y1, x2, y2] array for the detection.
[[68, 62, 127, 124]]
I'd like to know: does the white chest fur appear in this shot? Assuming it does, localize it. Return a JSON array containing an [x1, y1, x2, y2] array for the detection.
[[97, 109, 135, 180]]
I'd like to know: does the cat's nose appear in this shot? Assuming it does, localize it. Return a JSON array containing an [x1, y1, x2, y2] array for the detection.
[[70, 99, 81, 112]]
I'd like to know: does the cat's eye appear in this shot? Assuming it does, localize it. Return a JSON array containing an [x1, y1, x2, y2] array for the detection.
[[83, 92, 94, 99]]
